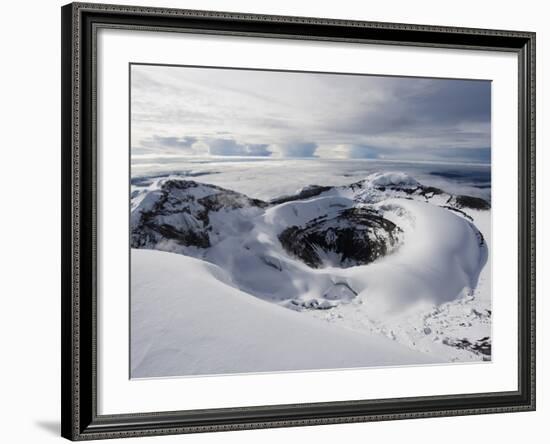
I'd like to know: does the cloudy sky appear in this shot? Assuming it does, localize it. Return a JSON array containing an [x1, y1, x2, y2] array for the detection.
[[131, 64, 491, 163]]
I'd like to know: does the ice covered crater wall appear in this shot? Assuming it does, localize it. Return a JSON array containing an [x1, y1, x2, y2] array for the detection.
[[130, 172, 489, 315]]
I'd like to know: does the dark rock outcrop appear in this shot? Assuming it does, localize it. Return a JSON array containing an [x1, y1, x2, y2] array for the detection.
[[448, 195, 491, 210], [131, 179, 267, 250], [278, 207, 402, 268], [270, 185, 332, 205]]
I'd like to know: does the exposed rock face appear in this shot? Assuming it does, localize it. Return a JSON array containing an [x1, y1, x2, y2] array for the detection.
[[270, 185, 332, 205], [130, 179, 267, 250], [278, 207, 402, 268], [447, 195, 491, 210], [347, 175, 490, 210], [443, 336, 492, 358]]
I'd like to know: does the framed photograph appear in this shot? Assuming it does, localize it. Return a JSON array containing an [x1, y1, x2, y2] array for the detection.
[[61, 2, 536, 440]]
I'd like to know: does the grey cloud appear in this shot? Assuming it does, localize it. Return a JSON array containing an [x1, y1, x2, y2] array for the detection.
[[207, 139, 272, 157], [327, 79, 491, 150], [142, 135, 197, 148], [247, 144, 272, 156], [411, 81, 490, 123], [138, 135, 199, 154], [274, 142, 318, 158], [131, 65, 491, 163], [356, 146, 490, 163], [433, 147, 491, 163], [316, 142, 489, 163], [346, 145, 381, 159]]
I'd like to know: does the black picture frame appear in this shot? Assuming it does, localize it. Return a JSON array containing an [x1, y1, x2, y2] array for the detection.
[[61, 2, 536, 440]]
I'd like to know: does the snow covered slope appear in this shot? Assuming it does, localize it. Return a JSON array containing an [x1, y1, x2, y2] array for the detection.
[[130, 171, 492, 371], [131, 249, 437, 378]]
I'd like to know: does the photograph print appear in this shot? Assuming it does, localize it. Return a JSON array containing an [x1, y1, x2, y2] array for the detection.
[[130, 64, 492, 379]]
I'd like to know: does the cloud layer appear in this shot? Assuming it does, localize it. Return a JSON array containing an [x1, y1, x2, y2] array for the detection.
[[131, 65, 491, 163]]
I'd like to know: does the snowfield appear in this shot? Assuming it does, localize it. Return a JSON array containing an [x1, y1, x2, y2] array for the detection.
[[130, 162, 492, 376], [131, 249, 436, 378]]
